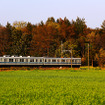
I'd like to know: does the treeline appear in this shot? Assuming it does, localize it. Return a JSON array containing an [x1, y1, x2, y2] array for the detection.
[[0, 17, 105, 66]]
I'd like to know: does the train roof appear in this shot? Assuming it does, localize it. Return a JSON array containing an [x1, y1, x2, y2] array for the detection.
[[0, 55, 81, 59]]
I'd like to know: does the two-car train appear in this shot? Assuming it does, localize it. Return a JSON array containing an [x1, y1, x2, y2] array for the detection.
[[0, 55, 81, 67]]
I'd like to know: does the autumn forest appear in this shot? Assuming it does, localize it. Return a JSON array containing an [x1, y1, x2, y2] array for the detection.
[[0, 17, 105, 66]]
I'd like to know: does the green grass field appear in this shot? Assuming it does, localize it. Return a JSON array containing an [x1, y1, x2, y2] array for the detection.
[[0, 69, 105, 105]]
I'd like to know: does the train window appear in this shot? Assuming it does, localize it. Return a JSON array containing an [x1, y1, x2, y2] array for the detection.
[[57, 59, 60, 62], [61, 60, 65, 62], [52, 59, 56, 62], [4, 59, 7, 62], [25, 59, 28, 62], [1, 58, 4, 62], [77, 60, 80, 63], [15, 59, 18, 62], [40, 59, 42, 62], [66, 59, 70, 63], [1, 58, 3, 62], [30, 59, 34, 62], [79, 60, 81, 63], [48, 59, 51, 62], [36, 59, 38, 62], [20, 59, 24, 62], [9, 59, 13, 62], [72, 60, 75, 63]]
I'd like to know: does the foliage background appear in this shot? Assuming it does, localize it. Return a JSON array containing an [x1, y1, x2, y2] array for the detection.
[[0, 17, 105, 66]]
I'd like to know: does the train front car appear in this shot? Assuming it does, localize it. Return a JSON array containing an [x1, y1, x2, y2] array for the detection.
[[44, 57, 81, 67]]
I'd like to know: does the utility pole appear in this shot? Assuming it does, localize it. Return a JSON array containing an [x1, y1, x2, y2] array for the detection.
[[71, 47, 72, 69], [85, 42, 90, 70]]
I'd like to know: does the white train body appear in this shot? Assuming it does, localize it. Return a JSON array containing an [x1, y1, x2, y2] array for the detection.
[[0, 55, 81, 66]]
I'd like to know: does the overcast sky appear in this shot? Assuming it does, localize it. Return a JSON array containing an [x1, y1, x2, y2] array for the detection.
[[0, 0, 105, 28]]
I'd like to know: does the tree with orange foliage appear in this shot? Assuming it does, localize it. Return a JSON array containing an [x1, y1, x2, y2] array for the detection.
[[0, 27, 10, 55]]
